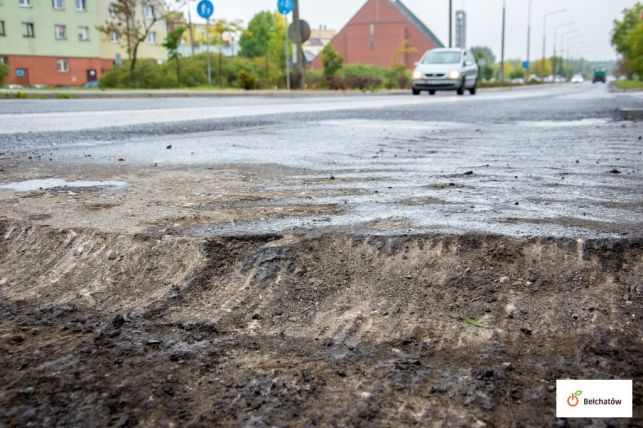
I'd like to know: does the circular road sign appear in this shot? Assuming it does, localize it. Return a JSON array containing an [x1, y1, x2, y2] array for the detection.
[[278, 0, 294, 15], [197, 0, 214, 20], [288, 19, 311, 44]]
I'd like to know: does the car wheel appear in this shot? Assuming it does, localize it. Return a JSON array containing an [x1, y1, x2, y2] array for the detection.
[[429, 90, 436, 96], [412, 88, 421, 96], [457, 78, 465, 96], [469, 81, 477, 95]]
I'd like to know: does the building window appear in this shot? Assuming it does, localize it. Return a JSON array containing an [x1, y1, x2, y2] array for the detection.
[[56, 58, 69, 72], [0, 56, 8, 65], [52, 0, 64, 10], [75, 0, 85, 11], [0, 21, 5, 37], [54, 24, 66, 39], [19, 0, 31, 7], [22, 22, 34, 38], [146, 31, 156, 44], [111, 31, 119, 43], [78, 26, 89, 41], [144, 4, 154, 19]]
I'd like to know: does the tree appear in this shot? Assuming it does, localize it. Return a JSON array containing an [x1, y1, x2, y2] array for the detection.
[[321, 45, 343, 77], [163, 27, 185, 85], [239, 11, 276, 58], [0, 63, 8, 87], [471, 46, 497, 81], [612, 3, 643, 78], [98, 0, 169, 85]]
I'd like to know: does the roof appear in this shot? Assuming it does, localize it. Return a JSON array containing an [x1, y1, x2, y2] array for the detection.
[[390, 0, 444, 48]]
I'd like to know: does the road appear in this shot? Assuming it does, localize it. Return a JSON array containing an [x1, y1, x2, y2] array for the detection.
[[0, 83, 642, 427], [1, 83, 641, 239]]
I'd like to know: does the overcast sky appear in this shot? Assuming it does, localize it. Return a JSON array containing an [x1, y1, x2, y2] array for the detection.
[[185, 0, 638, 61]]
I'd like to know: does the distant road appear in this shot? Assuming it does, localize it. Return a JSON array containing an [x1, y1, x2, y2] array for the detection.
[[0, 84, 626, 134]]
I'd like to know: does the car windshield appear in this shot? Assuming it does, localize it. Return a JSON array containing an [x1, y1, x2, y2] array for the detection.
[[421, 51, 462, 64]]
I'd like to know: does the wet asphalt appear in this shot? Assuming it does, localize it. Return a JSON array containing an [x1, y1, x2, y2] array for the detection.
[[0, 83, 642, 239]]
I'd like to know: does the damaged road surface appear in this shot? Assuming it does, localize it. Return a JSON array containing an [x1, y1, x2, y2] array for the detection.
[[0, 84, 641, 427]]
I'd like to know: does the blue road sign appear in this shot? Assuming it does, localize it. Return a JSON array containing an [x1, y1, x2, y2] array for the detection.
[[16, 69, 25, 77], [278, 0, 294, 15], [197, 0, 214, 19], [522, 61, 529, 69]]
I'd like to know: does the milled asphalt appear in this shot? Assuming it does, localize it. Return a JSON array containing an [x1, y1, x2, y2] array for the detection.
[[0, 83, 641, 239]]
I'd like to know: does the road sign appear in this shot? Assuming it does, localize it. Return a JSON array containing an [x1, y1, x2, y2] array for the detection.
[[16, 69, 25, 77], [288, 19, 311, 44], [197, 0, 214, 19], [278, 0, 294, 15], [522, 61, 529, 70]]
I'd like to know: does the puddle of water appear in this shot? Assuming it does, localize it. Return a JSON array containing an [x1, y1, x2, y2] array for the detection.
[[320, 120, 461, 131], [516, 118, 609, 128], [0, 178, 128, 192]]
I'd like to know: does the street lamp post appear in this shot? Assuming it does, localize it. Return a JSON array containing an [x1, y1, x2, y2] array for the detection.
[[500, 0, 506, 81], [542, 8, 566, 77], [449, 0, 453, 48], [557, 30, 577, 75], [526, 0, 533, 73], [553, 23, 574, 76], [564, 35, 583, 75]]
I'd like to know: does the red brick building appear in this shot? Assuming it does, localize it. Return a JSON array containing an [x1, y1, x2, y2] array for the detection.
[[311, 0, 443, 70]]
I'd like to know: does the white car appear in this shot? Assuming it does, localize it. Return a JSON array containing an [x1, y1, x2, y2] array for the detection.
[[571, 74, 584, 84], [411, 48, 479, 96]]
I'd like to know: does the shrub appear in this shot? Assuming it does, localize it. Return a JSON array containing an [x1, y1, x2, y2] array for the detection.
[[0, 63, 8, 87], [509, 69, 525, 80], [343, 64, 386, 90], [303, 69, 324, 89], [387, 64, 411, 89], [322, 45, 343, 78], [238, 70, 259, 90]]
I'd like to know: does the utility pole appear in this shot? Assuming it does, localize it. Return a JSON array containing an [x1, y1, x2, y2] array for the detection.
[[526, 0, 532, 73], [293, 0, 304, 89], [553, 23, 573, 76], [448, 0, 453, 47], [542, 9, 566, 77], [284, 13, 290, 90], [206, 18, 211, 86], [500, 0, 506, 81]]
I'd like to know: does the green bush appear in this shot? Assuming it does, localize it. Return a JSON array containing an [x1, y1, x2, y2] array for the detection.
[[238, 70, 259, 90], [387, 64, 411, 89], [303, 69, 324, 89], [343, 64, 386, 90], [0, 63, 8, 86], [509, 69, 525, 80]]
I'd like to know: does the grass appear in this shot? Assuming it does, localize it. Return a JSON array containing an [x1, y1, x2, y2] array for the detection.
[[612, 80, 643, 91], [458, 316, 488, 328]]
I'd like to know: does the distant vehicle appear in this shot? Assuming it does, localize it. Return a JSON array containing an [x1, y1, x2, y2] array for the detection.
[[527, 74, 541, 83], [29, 84, 48, 89], [554, 75, 566, 83], [82, 81, 99, 88], [592, 69, 607, 84], [543, 75, 555, 83], [511, 78, 525, 85], [411, 48, 479, 96], [571, 74, 584, 84], [7, 84, 24, 89]]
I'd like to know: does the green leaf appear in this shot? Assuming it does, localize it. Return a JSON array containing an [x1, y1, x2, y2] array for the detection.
[[459, 316, 486, 328], [575, 390, 583, 396]]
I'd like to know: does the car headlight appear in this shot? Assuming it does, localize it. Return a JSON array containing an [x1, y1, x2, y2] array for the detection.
[[413, 70, 422, 79], [448, 70, 461, 80]]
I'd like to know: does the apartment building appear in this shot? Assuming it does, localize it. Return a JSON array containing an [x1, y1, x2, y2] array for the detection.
[[0, 0, 167, 86], [97, 0, 167, 68]]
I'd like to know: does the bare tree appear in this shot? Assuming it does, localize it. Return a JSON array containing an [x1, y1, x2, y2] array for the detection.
[[99, 0, 169, 85]]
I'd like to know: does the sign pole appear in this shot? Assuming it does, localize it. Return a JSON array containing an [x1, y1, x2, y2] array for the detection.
[[285, 13, 290, 90], [206, 18, 212, 86]]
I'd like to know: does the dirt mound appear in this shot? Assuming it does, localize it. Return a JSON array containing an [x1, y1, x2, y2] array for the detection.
[[0, 219, 641, 426]]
